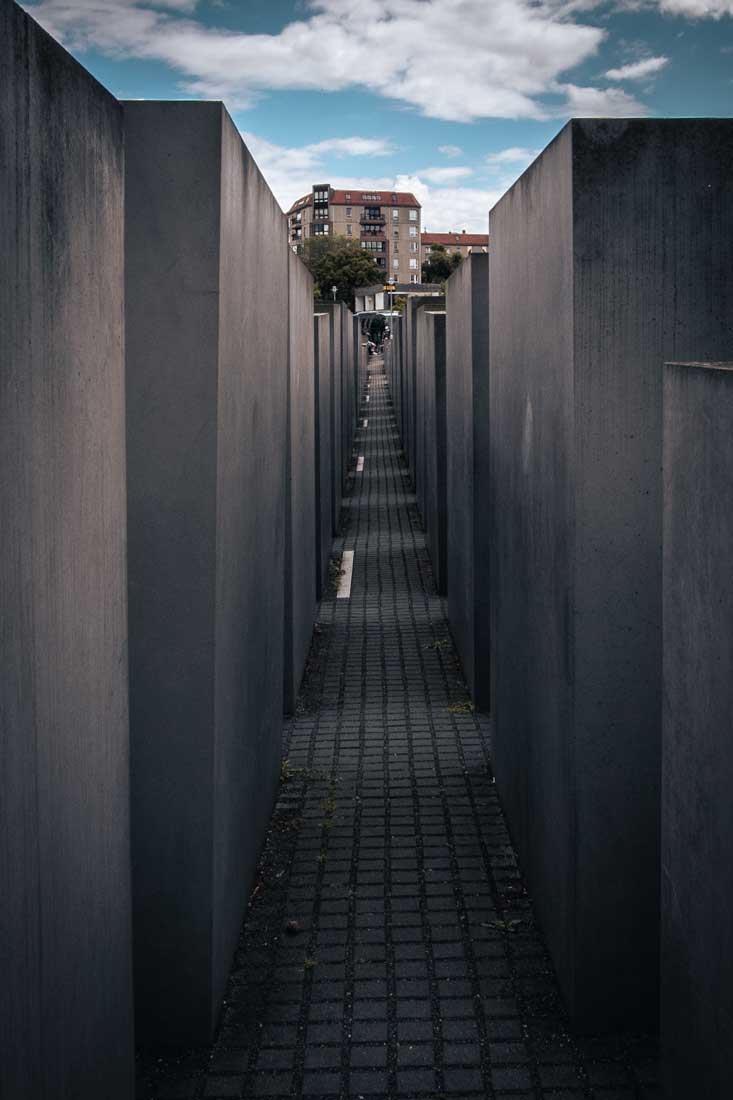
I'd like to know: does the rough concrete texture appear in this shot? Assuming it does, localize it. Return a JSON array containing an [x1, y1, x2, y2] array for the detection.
[[489, 119, 733, 1030], [314, 314, 333, 599], [317, 302, 345, 533], [0, 4, 133, 1096], [404, 297, 446, 488], [416, 312, 448, 596], [446, 255, 491, 710], [284, 251, 317, 714], [350, 313, 363, 468], [125, 101, 287, 1046], [662, 362, 733, 1100]]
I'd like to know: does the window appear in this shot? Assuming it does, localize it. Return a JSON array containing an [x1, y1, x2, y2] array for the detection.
[[409, 209, 418, 221], [345, 207, 352, 217], [392, 209, 399, 220], [409, 258, 418, 269], [393, 258, 399, 269], [409, 226, 417, 237], [313, 223, 329, 236], [344, 192, 351, 200], [313, 188, 329, 202], [410, 274, 419, 283], [410, 242, 417, 252], [360, 240, 384, 252], [346, 224, 352, 236]]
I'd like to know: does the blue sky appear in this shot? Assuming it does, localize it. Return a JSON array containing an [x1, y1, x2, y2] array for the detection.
[[23, 0, 733, 231]]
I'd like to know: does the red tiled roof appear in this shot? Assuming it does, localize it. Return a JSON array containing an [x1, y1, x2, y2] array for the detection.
[[287, 189, 420, 214], [421, 232, 489, 246]]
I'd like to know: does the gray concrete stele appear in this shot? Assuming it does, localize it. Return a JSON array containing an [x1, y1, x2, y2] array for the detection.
[[125, 101, 289, 1046], [662, 362, 733, 1100], [489, 118, 733, 1030]]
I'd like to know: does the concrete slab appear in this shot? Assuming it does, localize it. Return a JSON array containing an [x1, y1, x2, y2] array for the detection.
[[662, 362, 733, 1100], [416, 312, 448, 596], [125, 101, 287, 1046], [446, 254, 491, 709], [284, 252, 317, 714], [314, 314, 333, 599], [489, 118, 733, 1030], [0, 4, 133, 1096]]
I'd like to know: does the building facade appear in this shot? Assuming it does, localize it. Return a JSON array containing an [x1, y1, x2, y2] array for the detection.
[[421, 230, 489, 261], [287, 185, 422, 284]]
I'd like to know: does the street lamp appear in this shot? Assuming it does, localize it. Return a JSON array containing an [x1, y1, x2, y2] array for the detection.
[[331, 284, 338, 302]]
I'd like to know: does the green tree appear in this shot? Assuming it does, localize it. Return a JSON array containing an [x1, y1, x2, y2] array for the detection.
[[300, 237, 383, 308], [421, 243, 463, 284]]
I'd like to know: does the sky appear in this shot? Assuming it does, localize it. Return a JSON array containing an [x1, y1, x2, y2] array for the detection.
[[22, 0, 733, 232]]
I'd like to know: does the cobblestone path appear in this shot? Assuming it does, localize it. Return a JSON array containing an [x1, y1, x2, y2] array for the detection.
[[142, 357, 659, 1100]]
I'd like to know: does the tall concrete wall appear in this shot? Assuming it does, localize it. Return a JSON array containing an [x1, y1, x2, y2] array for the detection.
[[0, 3, 133, 1096], [314, 314, 333, 598], [284, 252, 317, 713], [318, 302, 346, 532], [661, 362, 733, 1100], [446, 254, 491, 708], [490, 119, 733, 1029], [404, 297, 445, 490], [417, 312, 448, 596], [125, 101, 287, 1046]]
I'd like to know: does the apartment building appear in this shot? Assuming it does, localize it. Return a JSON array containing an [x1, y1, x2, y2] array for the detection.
[[287, 184, 422, 284], [421, 230, 489, 260]]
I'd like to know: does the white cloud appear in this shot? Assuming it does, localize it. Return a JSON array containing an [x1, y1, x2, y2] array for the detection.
[[23, 0, 636, 122], [485, 146, 541, 168], [393, 175, 496, 234], [605, 55, 670, 79], [418, 166, 475, 183], [438, 145, 464, 158], [657, 0, 733, 14], [306, 137, 394, 158], [559, 82, 650, 114]]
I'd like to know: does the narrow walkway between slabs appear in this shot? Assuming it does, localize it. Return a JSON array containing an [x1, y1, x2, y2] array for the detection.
[[145, 355, 659, 1100]]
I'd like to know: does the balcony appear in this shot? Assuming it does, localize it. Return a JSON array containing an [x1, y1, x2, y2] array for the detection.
[[360, 214, 385, 226]]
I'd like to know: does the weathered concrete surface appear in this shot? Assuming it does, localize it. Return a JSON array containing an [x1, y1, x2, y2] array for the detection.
[[314, 314, 333, 599], [0, 4, 133, 1096], [418, 312, 448, 596], [404, 296, 445, 488], [352, 312, 365, 462], [125, 101, 287, 1046], [317, 302, 345, 533], [662, 362, 733, 1100], [489, 118, 733, 1030], [446, 254, 490, 708], [284, 252, 317, 713]]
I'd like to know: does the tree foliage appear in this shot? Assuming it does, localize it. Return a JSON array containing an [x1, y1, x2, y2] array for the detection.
[[421, 243, 463, 284], [300, 237, 383, 308]]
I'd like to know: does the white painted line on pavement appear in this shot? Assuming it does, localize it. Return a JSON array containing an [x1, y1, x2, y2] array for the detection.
[[337, 550, 354, 599], [356, 455, 365, 472]]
